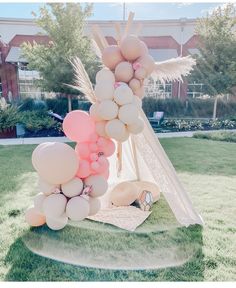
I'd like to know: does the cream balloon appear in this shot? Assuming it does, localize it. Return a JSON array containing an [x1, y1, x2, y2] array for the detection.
[[110, 182, 140, 206], [43, 194, 67, 217], [97, 100, 118, 120], [25, 206, 46, 227], [133, 96, 142, 108], [33, 193, 46, 213], [101, 45, 124, 70], [134, 67, 147, 80], [114, 85, 134, 106], [61, 177, 84, 198], [118, 127, 130, 142], [84, 175, 108, 197], [95, 82, 114, 101], [38, 178, 60, 196], [136, 54, 155, 75], [120, 35, 143, 61], [32, 142, 51, 171], [32, 142, 79, 185], [95, 121, 108, 138], [66, 196, 89, 221], [115, 61, 134, 83], [118, 103, 139, 125], [96, 68, 115, 84], [89, 103, 102, 122], [46, 213, 68, 231], [88, 197, 101, 216], [129, 78, 141, 92], [134, 85, 145, 99], [140, 40, 149, 55], [105, 119, 126, 141], [127, 118, 144, 134]]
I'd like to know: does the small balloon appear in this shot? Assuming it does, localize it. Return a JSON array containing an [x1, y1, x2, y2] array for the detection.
[[88, 197, 101, 216], [25, 206, 46, 227], [33, 193, 46, 213], [84, 175, 108, 197], [66, 196, 90, 221], [95, 121, 108, 138], [76, 159, 91, 178], [61, 177, 84, 198], [120, 35, 143, 61], [95, 82, 114, 101], [105, 119, 126, 142], [96, 68, 115, 84], [89, 103, 102, 122], [38, 178, 60, 196], [127, 118, 144, 134], [75, 142, 90, 159], [118, 103, 139, 125], [43, 194, 67, 218], [115, 61, 134, 83], [101, 45, 124, 70], [114, 85, 134, 106], [46, 213, 68, 231], [97, 100, 119, 121]]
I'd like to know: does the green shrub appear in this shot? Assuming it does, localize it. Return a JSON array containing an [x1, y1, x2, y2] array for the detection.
[[142, 97, 236, 118], [193, 131, 236, 143], [0, 106, 20, 132], [18, 97, 47, 112], [19, 111, 61, 132]]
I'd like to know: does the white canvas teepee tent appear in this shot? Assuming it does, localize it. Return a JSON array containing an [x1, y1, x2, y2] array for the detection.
[[72, 13, 203, 228]]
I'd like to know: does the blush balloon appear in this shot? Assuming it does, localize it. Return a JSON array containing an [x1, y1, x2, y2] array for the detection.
[[100, 139, 116, 157], [120, 35, 143, 61], [101, 45, 124, 70], [129, 78, 141, 92], [76, 159, 91, 178], [63, 110, 95, 142], [75, 142, 90, 159], [135, 67, 147, 80], [25, 206, 46, 227], [135, 54, 155, 75]]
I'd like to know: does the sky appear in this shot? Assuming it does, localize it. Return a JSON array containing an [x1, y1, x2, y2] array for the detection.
[[0, 2, 226, 21]]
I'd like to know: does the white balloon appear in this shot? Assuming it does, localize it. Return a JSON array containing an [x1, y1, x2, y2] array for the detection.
[[95, 82, 114, 101], [43, 194, 67, 217], [133, 96, 142, 108], [98, 100, 118, 120], [61, 178, 84, 198], [127, 118, 144, 134], [118, 103, 139, 125], [38, 178, 60, 196], [89, 103, 102, 121], [105, 119, 126, 141], [118, 127, 130, 142], [66, 196, 89, 221], [114, 85, 134, 106], [88, 197, 101, 216], [96, 68, 115, 84], [33, 193, 46, 213], [85, 175, 108, 197], [46, 213, 68, 230]]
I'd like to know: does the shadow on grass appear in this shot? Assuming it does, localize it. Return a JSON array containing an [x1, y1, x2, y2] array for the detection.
[[4, 225, 204, 281]]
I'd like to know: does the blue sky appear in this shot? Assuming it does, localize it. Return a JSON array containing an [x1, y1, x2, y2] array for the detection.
[[0, 2, 224, 20]]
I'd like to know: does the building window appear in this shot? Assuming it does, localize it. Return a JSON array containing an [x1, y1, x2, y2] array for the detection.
[[187, 82, 204, 98], [145, 78, 172, 99], [18, 65, 45, 99]]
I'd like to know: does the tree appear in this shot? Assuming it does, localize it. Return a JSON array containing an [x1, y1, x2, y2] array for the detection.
[[22, 3, 99, 111], [189, 4, 236, 118]]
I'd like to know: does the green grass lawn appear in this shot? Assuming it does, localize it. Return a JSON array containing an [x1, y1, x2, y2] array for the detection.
[[0, 138, 236, 281]]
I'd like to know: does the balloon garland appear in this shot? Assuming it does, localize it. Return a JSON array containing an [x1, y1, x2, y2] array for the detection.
[[25, 12, 196, 230]]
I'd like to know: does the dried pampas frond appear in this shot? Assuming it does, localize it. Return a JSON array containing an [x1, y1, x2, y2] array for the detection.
[[91, 38, 102, 59], [69, 57, 96, 104], [151, 56, 196, 83]]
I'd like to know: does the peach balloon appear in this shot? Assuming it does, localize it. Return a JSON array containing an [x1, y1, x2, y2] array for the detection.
[[89, 103, 102, 122], [115, 61, 134, 83], [33, 142, 79, 185], [88, 197, 101, 216], [135, 67, 147, 80], [76, 159, 91, 178], [105, 119, 126, 141], [85, 175, 108, 197], [118, 103, 139, 125], [25, 206, 46, 227], [127, 118, 144, 134], [43, 193, 67, 217], [96, 68, 115, 84], [114, 85, 134, 106], [129, 78, 141, 92], [46, 213, 68, 230], [135, 54, 155, 75], [101, 45, 124, 70], [66, 196, 90, 221], [97, 100, 118, 120], [63, 110, 95, 142], [120, 35, 143, 61], [95, 121, 107, 138], [61, 177, 84, 198], [95, 82, 114, 101]]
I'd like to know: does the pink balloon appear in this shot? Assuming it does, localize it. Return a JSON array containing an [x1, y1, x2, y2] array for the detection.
[[89, 132, 99, 143], [76, 159, 91, 178], [63, 110, 95, 142], [75, 142, 90, 159], [97, 156, 109, 172], [102, 139, 116, 157], [90, 153, 98, 162], [97, 137, 107, 148], [91, 161, 101, 172], [89, 143, 98, 152]]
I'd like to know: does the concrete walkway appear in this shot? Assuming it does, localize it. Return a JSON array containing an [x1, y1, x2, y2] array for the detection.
[[0, 129, 235, 146]]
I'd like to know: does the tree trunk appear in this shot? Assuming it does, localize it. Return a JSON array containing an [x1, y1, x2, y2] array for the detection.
[[68, 95, 72, 112], [213, 95, 218, 120]]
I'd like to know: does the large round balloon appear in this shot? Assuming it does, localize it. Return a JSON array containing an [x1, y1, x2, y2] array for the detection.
[[32, 142, 79, 185], [63, 110, 95, 142], [120, 35, 143, 61], [101, 45, 124, 70]]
